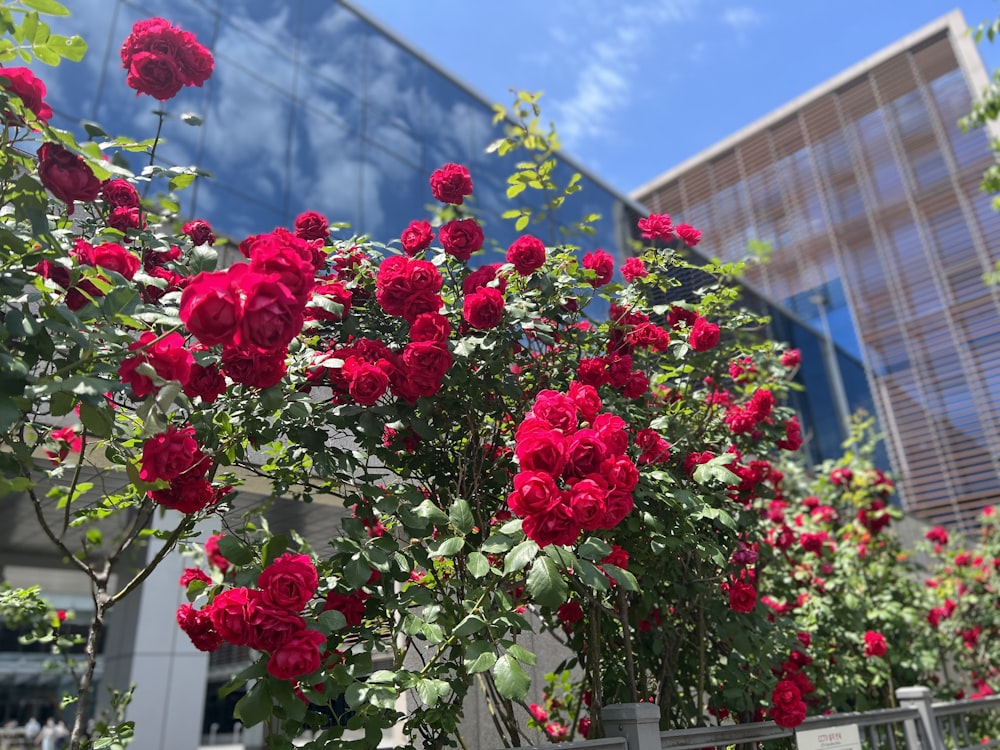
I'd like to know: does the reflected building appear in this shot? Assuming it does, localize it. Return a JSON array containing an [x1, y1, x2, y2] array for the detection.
[[634, 9, 1000, 530]]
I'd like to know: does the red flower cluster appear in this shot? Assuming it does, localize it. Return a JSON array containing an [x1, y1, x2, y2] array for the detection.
[[770, 679, 807, 727], [375, 254, 443, 323], [44, 426, 82, 464], [575, 353, 651, 400], [118, 331, 193, 399], [620, 257, 648, 282], [102, 179, 145, 232], [723, 388, 775, 436], [140, 425, 218, 514], [508, 385, 638, 547], [178, 553, 327, 682], [120, 17, 214, 100], [688, 316, 720, 351], [637, 213, 674, 241]]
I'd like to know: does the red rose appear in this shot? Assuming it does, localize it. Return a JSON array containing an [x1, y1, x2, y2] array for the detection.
[[37, 142, 102, 215], [463, 263, 507, 295], [602, 544, 629, 569], [409, 312, 451, 343], [183, 219, 216, 246], [118, 331, 194, 398], [176, 604, 222, 652], [324, 590, 369, 627], [522, 503, 579, 548], [180, 568, 211, 587], [563, 430, 608, 480], [463, 287, 505, 330], [439, 218, 484, 261], [582, 250, 614, 287], [208, 587, 258, 646], [601, 456, 639, 492], [569, 478, 608, 531], [675, 223, 701, 246], [258, 553, 318, 611], [86, 242, 140, 280], [601, 491, 634, 528], [781, 349, 801, 368], [777, 417, 803, 451], [667, 305, 698, 330], [400, 341, 452, 394], [205, 534, 229, 573], [180, 270, 243, 347], [568, 382, 602, 423], [863, 630, 887, 658], [592, 413, 628, 455], [688, 316, 720, 351], [343, 358, 390, 406], [294, 210, 329, 241], [139, 425, 203, 483], [400, 220, 434, 255], [622, 370, 649, 399], [557, 601, 584, 624], [184, 361, 227, 404], [101, 179, 139, 209], [515, 430, 566, 476], [531, 390, 579, 434], [150, 475, 214, 514], [237, 273, 304, 352], [728, 580, 757, 613], [249, 241, 316, 305], [267, 628, 327, 679], [247, 603, 306, 653], [0, 67, 53, 124], [506, 235, 546, 276], [770, 680, 806, 728], [126, 50, 184, 100], [429, 163, 473, 204], [307, 280, 352, 322], [221, 345, 287, 389], [107, 205, 143, 232], [507, 471, 561, 517], [121, 17, 214, 100], [621, 257, 648, 282], [637, 213, 674, 241]]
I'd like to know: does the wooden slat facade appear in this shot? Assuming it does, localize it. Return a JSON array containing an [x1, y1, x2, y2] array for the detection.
[[635, 23, 1000, 529]]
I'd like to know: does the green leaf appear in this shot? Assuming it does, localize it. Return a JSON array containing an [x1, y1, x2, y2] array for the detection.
[[577, 537, 612, 561], [79, 403, 113, 438], [0, 398, 20, 433], [602, 564, 639, 592], [505, 643, 536, 665], [217, 535, 254, 566], [429, 536, 464, 557], [576, 559, 611, 592], [261, 535, 288, 566], [503, 539, 538, 575], [493, 654, 530, 700], [21, 0, 70, 16], [465, 641, 497, 673], [453, 614, 486, 637], [316, 609, 347, 635], [219, 659, 267, 699], [233, 680, 272, 727], [449, 498, 475, 535], [414, 498, 448, 525], [526, 556, 568, 608], [467, 551, 490, 578], [415, 679, 451, 708], [344, 555, 373, 588], [515, 214, 530, 232]]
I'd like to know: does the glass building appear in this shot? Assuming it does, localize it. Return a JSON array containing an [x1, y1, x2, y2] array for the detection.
[[0, 1, 884, 747], [635, 9, 1000, 530]]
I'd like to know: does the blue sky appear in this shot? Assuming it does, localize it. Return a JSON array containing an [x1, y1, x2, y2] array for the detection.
[[351, 0, 1000, 196]]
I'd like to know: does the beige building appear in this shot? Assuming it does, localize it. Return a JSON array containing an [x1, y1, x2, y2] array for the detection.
[[633, 10, 1000, 529]]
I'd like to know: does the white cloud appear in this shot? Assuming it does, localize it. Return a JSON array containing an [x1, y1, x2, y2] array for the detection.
[[548, 0, 702, 148], [722, 6, 763, 33]]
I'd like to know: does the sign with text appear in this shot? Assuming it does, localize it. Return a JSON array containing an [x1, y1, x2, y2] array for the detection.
[[797, 724, 863, 750]]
